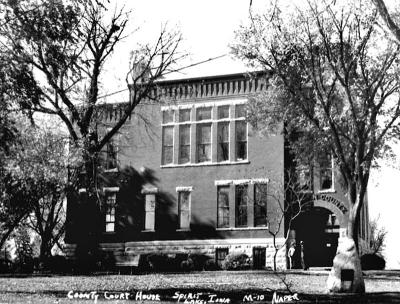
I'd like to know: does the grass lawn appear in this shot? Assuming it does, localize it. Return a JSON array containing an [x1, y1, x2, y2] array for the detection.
[[0, 271, 399, 303]]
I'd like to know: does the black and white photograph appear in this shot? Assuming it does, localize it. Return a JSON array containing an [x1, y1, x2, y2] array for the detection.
[[0, 0, 399, 303]]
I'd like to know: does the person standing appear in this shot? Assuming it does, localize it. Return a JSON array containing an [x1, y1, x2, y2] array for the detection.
[[300, 241, 308, 270], [287, 243, 296, 269]]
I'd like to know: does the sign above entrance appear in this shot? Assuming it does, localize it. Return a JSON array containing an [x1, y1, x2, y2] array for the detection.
[[314, 194, 348, 214]]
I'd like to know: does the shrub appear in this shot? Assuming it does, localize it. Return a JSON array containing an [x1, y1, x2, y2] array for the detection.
[[97, 251, 116, 271], [14, 256, 34, 274], [45, 255, 73, 273], [14, 227, 34, 273], [146, 253, 188, 272], [189, 254, 212, 271], [180, 258, 194, 272], [204, 259, 218, 271], [0, 259, 13, 273], [147, 254, 168, 271], [221, 253, 251, 270], [361, 253, 385, 270], [73, 252, 97, 274], [137, 254, 151, 272]]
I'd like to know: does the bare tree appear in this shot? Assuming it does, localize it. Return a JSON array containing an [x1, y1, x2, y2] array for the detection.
[[0, 0, 184, 180], [262, 172, 310, 271], [0, 0, 184, 259], [368, 216, 387, 256]]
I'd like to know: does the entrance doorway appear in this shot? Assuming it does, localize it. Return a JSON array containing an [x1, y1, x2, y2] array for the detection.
[[253, 247, 266, 269], [293, 207, 339, 268]]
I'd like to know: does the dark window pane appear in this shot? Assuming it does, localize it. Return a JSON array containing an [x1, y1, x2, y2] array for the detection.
[[162, 110, 174, 123], [254, 184, 267, 227], [297, 165, 312, 191], [105, 193, 116, 232], [320, 169, 332, 189], [319, 154, 333, 190], [106, 140, 117, 170], [163, 147, 173, 164], [179, 125, 190, 163], [216, 248, 229, 267], [179, 125, 190, 144], [197, 124, 211, 162], [218, 106, 230, 119], [235, 104, 246, 118], [179, 146, 190, 163], [179, 109, 191, 122], [217, 186, 230, 228], [217, 122, 229, 162], [236, 121, 247, 141], [162, 126, 174, 164], [196, 107, 211, 120], [163, 126, 173, 145], [236, 121, 247, 160], [235, 185, 248, 227]]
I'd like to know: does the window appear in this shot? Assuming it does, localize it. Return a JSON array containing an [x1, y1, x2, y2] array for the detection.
[[106, 140, 118, 170], [179, 108, 191, 122], [217, 105, 230, 162], [217, 186, 230, 228], [236, 121, 247, 160], [144, 192, 156, 231], [254, 183, 267, 227], [163, 109, 174, 123], [216, 248, 229, 268], [178, 191, 191, 229], [235, 185, 248, 227], [235, 104, 246, 118], [319, 153, 333, 191], [197, 124, 211, 162], [162, 126, 174, 165], [196, 107, 211, 120], [218, 105, 229, 119], [297, 165, 312, 191], [179, 125, 190, 163], [161, 102, 248, 166], [235, 104, 247, 160], [217, 122, 229, 161], [105, 192, 116, 232]]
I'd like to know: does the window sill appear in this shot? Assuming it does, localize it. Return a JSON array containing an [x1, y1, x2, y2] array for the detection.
[[216, 227, 268, 231], [161, 160, 250, 168], [141, 230, 155, 233], [176, 228, 191, 232], [103, 231, 116, 234]]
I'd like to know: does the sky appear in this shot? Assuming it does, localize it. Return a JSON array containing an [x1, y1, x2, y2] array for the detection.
[[99, 0, 400, 269]]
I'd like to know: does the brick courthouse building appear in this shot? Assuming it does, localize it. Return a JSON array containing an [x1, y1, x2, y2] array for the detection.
[[65, 72, 370, 270]]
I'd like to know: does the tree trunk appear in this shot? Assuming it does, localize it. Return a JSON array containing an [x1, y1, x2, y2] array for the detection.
[[326, 190, 365, 293], [39, 237, 52, 267], [74, 141, 102, 273]]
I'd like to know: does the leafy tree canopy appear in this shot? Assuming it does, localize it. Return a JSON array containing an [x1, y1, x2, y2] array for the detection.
[[232, 0, 400, 248], [0, 117, 68, 259]]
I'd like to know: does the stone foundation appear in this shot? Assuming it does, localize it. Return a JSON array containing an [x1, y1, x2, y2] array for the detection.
[[65, 238, 287, 269]]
